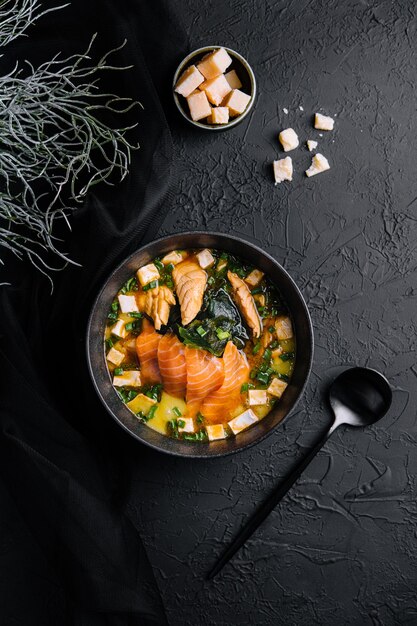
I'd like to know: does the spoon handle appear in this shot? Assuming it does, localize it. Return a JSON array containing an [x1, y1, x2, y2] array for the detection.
[[207, 424, 337, 580]]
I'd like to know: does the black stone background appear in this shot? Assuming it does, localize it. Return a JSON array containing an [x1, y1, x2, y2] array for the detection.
[[132, 1, 417, 625]]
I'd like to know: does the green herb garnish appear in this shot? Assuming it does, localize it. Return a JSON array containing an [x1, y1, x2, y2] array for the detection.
[[252, 342, 261, 355], [114, 367, 123, 376], [196, 413, 204, 424], [280, 352, 295, 361], [172, 406, 182, 417], [177, 419, 186, 428], [142, 280, 158, 291], [147, 405, 158, 420]]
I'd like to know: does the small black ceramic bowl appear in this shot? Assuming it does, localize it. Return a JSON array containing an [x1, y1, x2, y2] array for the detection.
[[87, 233, 313, 458], [173, 46, 256, 131]]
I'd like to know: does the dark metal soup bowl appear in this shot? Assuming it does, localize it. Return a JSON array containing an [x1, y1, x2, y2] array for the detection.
[[87, 232, 313, 458]]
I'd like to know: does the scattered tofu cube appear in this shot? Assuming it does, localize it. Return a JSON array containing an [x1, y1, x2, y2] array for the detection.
[[118, 294, 139, 314], [106, 347, 125, 366], [161, 250, 187, 266], [267, 377, 288, 398], [273, 156, 293, 184], [174, 65, 205, 98], [200, 74, 231, 106], [306, 153, 330, 177], [228, 409, 258, 435], [275, 316, 293, 340], [187, 90, 212, 121], [137, 263, 160, 287], [206, 424, 226, 441], [223, 89, 251, 117], [178, 418, 195, 433], [271, 346, 283, 359], [248, 390, 268, 406], [126, 393, 157, 416], [111, 319, 128, 338], [216, 258, 228, 272], [307, 139, 318, 151], [197, 47, 232, 79], [196, 248, 215, 269], [245, 269, 264, 287], [113, 370, 141, 388], [314, 113, 334, 131], [279, 128, 299, 152], [209, 106, 229, 125], [224, 69, 242, 89]]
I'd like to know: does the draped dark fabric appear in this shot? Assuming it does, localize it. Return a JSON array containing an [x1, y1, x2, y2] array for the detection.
[[0, 1, 187, 623]]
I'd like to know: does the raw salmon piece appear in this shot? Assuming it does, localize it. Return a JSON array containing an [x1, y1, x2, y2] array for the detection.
[[201, 341, 249, 424], [135, 318, 162, 385], [185, 346, 224, 416], [172, 260, 207, 326], [158, 333, 187, 398], [227, 270, 262, 338]]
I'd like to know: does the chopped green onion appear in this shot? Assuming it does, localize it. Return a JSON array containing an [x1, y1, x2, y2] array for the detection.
[[172, 406, 182, 417], [241, 382, 256, 393], [166, 263, 175, 272], [269, 340, 279, 349], [216, 328, 230, 340], [252, 342, 261, 355], [196, 412, 204, 424], [177, 419, 185, 428], [196, 325, 208, 337], [105, 337, 114, 350], [147, 405, 158, 420], [207, 276, 215, 285], [154, 259, 164, 271], [268, 325, 276, 333], [280, 352, 295, 361], [129, 311, 142, 318], [125, 322, 134, 331], [256, 371, 270, 385], [142, 280, 159, 291], [114, 368, 123, 376], [263, 348, 272, 362]]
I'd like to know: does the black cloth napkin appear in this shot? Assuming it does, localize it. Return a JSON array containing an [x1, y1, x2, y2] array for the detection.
[[0, 1, 187, 623]]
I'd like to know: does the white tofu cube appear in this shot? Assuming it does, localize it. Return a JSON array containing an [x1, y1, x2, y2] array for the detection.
[[224, 69, 242, 89], [200, 74, 231, 106], [178, 418, 195, 433], [196, 248, 215, 269], [187, 90, 212, 121], [267, 377, 288, 398], [174, 65, 205, 98], [197, 48, 232, 79], [248, 390, 268, 406], [206, 424, 226, 441], [306, 153, 330, 177], [223, 89, 251, 117], [275, 316, 293, 340], [118, 294, 138, 314], [111, 319, 128, 338], [314, 113, 334, 131], [136, 263, 160, 287], [216, 259, 228, 272], [161, 251, 187, 266], [228, 409, 258, 434], [307, 140, 318, 151], [106, 347, 125, 366], [245, 269, 264, 287], [273, 156, 293, 184], [209, 106, 229, 124], [113, 370, 141, 387], [279, 128, 299, 152]]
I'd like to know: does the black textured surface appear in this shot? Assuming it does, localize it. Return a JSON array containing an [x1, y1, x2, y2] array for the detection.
[[131, 1, 416, 624]]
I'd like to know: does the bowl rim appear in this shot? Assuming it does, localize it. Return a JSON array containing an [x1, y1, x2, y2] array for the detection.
[[86, 232, 314, 459], [172, 45, 257, 131]]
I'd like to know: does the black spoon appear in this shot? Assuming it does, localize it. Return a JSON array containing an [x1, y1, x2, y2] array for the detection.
[[208, 367, 392, 580]]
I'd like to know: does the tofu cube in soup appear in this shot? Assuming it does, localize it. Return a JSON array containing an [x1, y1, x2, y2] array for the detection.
[[197, 47, 232, 79], [178, 418, 195, 433], [161, 250, 187, 266], [248, 390, 268, 406], [267, 377, 288, 398], [223, 89, 251, 116], [206, 424, 227, 441], [137, 263, 160, 287], [275, 315, 293, 340], [224, 69, 242, 89], [187, 90, 212, 121], [126, 393, 157, 416], [228, 409, 258, 434], [200, 74, 231, 106], [106, 347, 125, 366], [209, 106, 229, 125], [245, 269, 264, 287], [113, 371, 141, 387], [118, 294, 139, 314], [111, 319, 127, 338], [196, 248, 215, 269], [174, 65, 205, 97]]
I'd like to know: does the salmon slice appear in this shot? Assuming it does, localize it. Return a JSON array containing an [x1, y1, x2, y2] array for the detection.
[[143, 285, 176, 330], [172, 260, 207, 326], [201, 341, 249, 424], [227, 270, 262, 338], [135, 318, 162, 385], [158, 333, 187, 398], [184, 346, 224, 416]]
